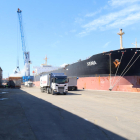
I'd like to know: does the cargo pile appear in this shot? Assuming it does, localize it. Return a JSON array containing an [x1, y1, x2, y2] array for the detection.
[[7, 77, 22, 88]]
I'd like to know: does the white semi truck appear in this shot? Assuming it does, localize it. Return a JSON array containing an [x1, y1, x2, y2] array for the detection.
[[40, 73, 68, 95]]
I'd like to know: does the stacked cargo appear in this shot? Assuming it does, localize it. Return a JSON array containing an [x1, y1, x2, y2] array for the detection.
[[8, 77, 22, 88]]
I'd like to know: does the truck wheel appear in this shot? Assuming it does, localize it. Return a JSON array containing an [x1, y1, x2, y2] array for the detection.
[[46, 88, 49, 94], [68, 87, 72, 91], [51, 90, 55, 95], [72, 87, 75, 91], [40, 87, 43, 93], [64, 92, 66, 95], [45, 88, 47, 93], [41, 87, 45, 93], [42, 88, 45, 93]]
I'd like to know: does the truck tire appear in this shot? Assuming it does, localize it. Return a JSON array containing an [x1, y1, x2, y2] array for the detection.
[[40, 87, 43, 93], [45, 88, 47, 93], [46, 88, 49, 94], [41, 87, 45, 93], [51, 89, 55, 95], [72, 87, 75, 91], [64, 92, 66, 95], [68, 87, 72, 91]]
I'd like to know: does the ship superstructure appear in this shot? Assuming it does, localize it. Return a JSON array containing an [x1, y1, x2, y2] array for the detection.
[[33, 56, 60, 81]]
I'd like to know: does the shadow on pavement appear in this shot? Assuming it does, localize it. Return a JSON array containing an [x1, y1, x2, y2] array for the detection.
[[0, 88, 126, 140], [67, 92, 81, 95], [56, 92, 82, 95]]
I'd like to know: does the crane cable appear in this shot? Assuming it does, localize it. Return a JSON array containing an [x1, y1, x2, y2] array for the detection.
[[111, 52, 124, 87], [16, 14, 20, 72], [110, 52, 138, 90]]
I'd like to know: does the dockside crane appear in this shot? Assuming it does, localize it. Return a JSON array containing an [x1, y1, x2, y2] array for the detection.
[[17, 8, 31, 82]]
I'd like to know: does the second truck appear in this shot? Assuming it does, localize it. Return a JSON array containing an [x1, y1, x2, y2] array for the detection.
[[40, 73, 68, 95]]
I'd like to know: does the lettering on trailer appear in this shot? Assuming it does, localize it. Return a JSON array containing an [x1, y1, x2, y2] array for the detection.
[[42, 81, 47, 84], [87, 61, 97, 66]]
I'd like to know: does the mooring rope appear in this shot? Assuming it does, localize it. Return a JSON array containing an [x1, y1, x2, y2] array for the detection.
[[111, 53, 140, 90], [111, 52, 124, 87], [110, 52, 137, 90]]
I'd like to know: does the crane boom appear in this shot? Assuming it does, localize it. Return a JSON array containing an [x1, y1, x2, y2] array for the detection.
[[17, 8, 26, 59], [17, 8, 31, 78]]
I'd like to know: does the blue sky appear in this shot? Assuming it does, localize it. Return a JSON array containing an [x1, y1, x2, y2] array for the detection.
[[0, 0, 140, 78]]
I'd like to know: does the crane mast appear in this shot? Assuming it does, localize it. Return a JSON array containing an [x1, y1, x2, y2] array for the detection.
[[17, 8, 30, 77]]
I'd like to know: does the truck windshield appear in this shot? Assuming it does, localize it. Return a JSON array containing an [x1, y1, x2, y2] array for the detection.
[[55, 78, 68, 84]]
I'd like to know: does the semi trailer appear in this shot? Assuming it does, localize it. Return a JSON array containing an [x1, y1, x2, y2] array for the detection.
[[68, 77, 77, 91]]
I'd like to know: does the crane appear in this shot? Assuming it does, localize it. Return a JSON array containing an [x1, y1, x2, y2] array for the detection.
[[17, 8, 31, 81]]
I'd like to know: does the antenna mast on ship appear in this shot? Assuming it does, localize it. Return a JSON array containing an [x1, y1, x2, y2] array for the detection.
[[41, 56, 47, 66], [132, 38, 138, 48], [117, 29, 125, 49]]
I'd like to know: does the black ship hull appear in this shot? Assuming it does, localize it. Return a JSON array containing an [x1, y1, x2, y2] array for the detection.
[[41, 48, 140, 77]]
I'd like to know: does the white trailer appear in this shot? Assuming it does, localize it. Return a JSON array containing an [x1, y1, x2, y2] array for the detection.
[[68, 77, 77, 91], [40, 73, 68, 95]]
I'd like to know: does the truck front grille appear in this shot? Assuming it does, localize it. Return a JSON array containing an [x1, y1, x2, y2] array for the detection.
[[58, 87, 64, 93]]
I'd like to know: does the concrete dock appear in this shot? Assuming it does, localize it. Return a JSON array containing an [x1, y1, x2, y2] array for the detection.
[[0, 87, 140, 140]]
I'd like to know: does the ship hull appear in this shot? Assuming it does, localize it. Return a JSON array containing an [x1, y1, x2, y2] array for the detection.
[[33, 76, 140, 92], [77, 76, 140, 92], [33, 48, 140, 92]]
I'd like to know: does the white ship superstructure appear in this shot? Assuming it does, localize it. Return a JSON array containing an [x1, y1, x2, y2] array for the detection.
[[33, 65, 60, 75], [33, 56, 60, 77]]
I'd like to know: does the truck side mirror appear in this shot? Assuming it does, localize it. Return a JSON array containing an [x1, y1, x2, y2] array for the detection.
[[51, 78, 55, 83]]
